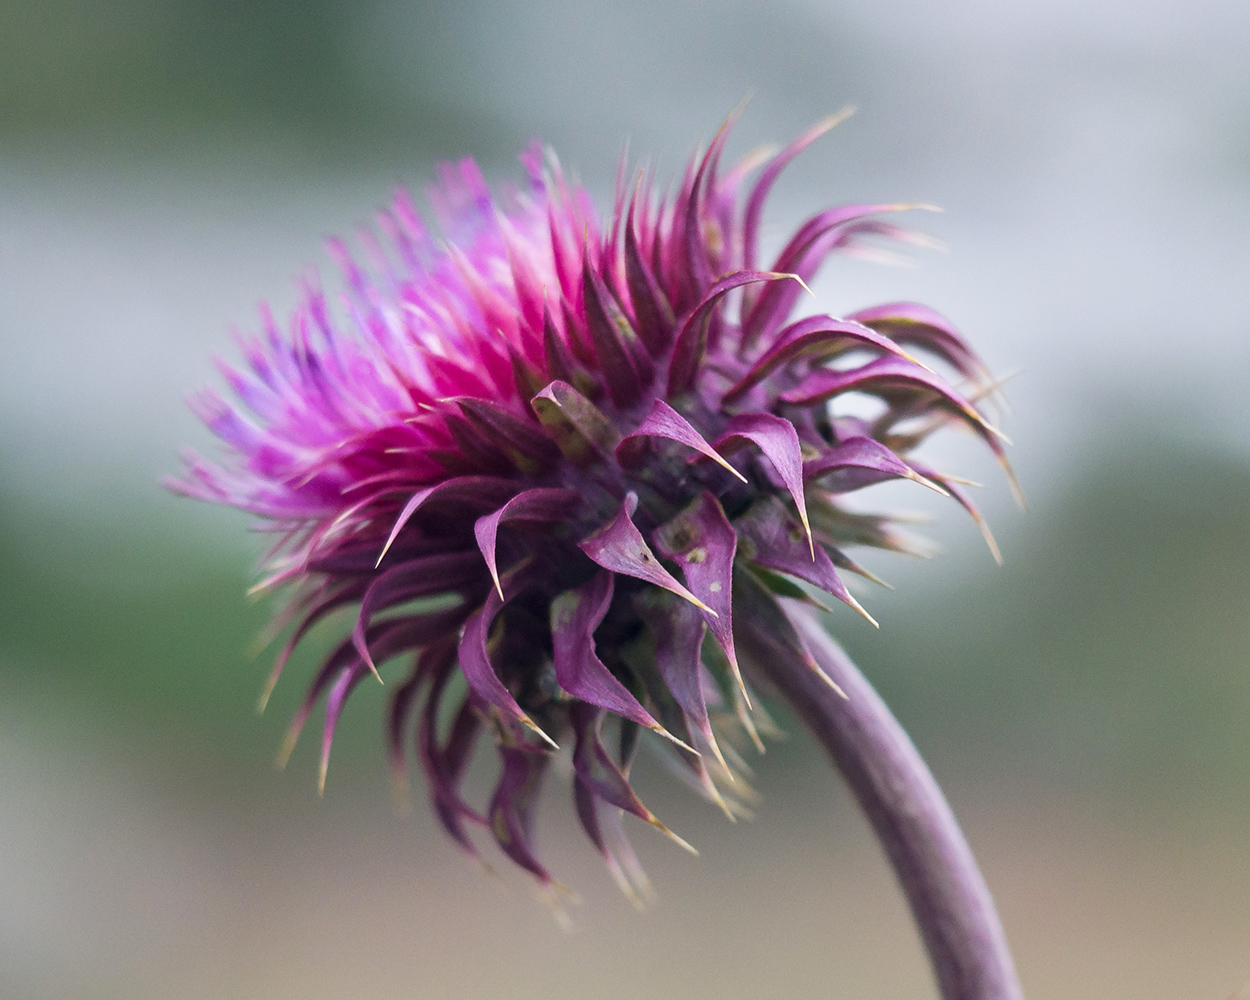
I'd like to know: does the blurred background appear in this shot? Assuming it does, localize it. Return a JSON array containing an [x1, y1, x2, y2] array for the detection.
[[2, 1, 1249, 997]]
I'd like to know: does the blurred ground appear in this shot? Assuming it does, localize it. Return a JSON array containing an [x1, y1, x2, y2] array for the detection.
[[3, 431, 1250, 999], [2, 1, 1249, 997]]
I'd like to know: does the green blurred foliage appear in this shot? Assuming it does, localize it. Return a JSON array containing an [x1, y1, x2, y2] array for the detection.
[[0, 0, 501, 161], [0, 494, 270, 778], [0, 490, 401, 805], [838, 438, 1250, 803]]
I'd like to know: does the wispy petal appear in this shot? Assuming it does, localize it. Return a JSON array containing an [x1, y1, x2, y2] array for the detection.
[[530, 379, 621, 466], [652, 492, 741, 686], [376, 476, 520, 566], [734, 496, 877, 626], [616, 399, 746, 481], [667, 270, 801, 396], [733, 565, 847, 699], [474, 488, 583, 597], [804, 436, 947, 496], [714, 413, 812, 554], [551, 571, 661, 732], [578, 493, 716, 616], [722, 315, 917, 404], [583, 262, 644, 407], [457, 574, 558, 749]]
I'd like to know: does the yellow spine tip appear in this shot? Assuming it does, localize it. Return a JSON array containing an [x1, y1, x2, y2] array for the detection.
[[652, 724, 698, 756], [712, 450, 749, 483], [908, 470, 951, 497], [725, 654, 752, 711], [648, 816, 699, 856], [681, 589, 718, 617], [706, 732, 732, 780], [781, 273, 816, 300], [740, 707, 766, 754], [826, 675, 850, 700], [848, 593, 880, 629], [799, 511, 815, 559], [275, 729, 299, 771], [898, 348, 937, 374], [256, 681, 277, 715], [523, 717, 560, 751]]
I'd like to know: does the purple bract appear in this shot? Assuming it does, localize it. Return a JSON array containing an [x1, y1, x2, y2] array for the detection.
[[170, 114, 1013, 902]]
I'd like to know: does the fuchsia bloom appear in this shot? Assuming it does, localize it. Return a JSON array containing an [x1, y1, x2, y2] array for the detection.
[[170, 116, 1014, 900]]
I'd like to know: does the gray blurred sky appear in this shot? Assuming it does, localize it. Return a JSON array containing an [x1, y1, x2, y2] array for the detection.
[[1, 0, 1248, 532]]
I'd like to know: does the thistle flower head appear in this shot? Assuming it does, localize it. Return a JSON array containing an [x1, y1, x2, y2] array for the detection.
[[170, 114, 1013, 902]]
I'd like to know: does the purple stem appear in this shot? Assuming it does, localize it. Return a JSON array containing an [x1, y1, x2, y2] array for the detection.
[[771, 609, 1024, 1000]]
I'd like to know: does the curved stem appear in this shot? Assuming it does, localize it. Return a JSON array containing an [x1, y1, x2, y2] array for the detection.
[[772, 609, 1024, 1000]]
